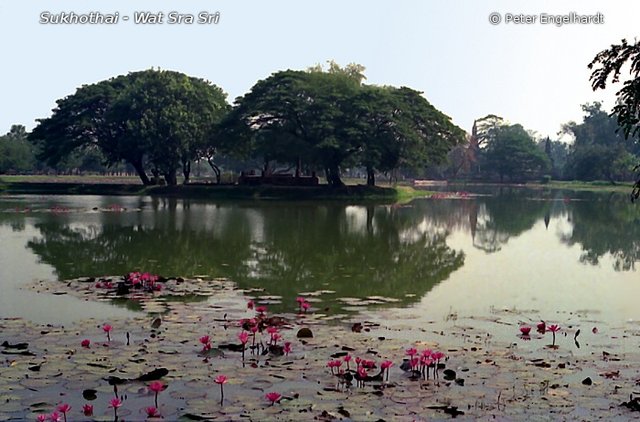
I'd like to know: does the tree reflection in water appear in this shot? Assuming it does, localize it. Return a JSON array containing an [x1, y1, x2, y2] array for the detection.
[[9, 187, 637, 317], [26, 200, 465, 310]]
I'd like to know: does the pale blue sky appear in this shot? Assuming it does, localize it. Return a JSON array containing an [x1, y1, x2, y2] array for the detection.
[[2, 0, 638, 139]]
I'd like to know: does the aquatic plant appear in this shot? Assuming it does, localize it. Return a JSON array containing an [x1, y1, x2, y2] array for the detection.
[[199, 335, 212, 352], [519, 325, 532, 335], [214, 375, 228, 404], [109, 397, 122, 419], [148, 381, 164, 408], [102, 323, 113, 342], [56, 404, 70, 422], [81, 404, 93, 417], [265, 392, 282, 406], [548, 324, 561, 347], [145, 406, 160, 418], [238, 331, 249, 360], [381, 360, 393, 381]]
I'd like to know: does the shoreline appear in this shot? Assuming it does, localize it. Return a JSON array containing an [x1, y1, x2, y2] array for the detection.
[[0, 179, 429, 202]]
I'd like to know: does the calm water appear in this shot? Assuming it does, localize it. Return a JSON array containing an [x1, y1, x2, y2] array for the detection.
[[0, 189, 639, 326]]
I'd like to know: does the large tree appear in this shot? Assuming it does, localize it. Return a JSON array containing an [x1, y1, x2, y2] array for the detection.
[[219, 69, 362, 186], [483, 124, 550, 182], [222, 64, 464, 186], [0, 125, 36, 174], [589, 38, 640, 199], [29, 69, 229, 185], [563, 102, 634, 183]]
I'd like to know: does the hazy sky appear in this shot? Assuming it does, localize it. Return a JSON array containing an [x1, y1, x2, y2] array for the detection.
[[2, 0, 639, 139]]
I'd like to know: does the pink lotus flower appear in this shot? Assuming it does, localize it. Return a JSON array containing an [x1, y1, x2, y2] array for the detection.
[[301, 301, 310, 312], [381, 360, 393, 381], [215, 375, 228, 404], [421, 349, 432, 357], [145, 406, 160, 417], [36, 414, 47, 422], [199, 335, 212, 351], [406, 347, 418, 357], [328, 359, 344, 374], [265, 391, 282, 405], [296, 297, 306, 304], [256, 305, 267, 314], [519, 325, 532, 336], [270, 332, 282, 345], [548, 324, 560, 347], [149, 381, 164, 393], [410, 357, 420, 370], [431, 351, 445, 362], [537, 321, 546, 332], [82, 404, 93, 417], [102, 324, 113, 341], [49, 412, 62, 422], [238, 331, 249, 344], [284, 342, 292, 355], [362, 359, 376, 369], [420, 356, 433, 367], [56, 404, 70, 422], [356, 366, 368, 386], [81, 339, 90, 348], [149, 381, 164, 407], [247, 300, 254, 310], [342, 353, 351, 369], [109, 397, 122, 420]]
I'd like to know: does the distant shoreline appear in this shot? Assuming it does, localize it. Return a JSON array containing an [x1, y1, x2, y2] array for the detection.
[[0, 175, 634, 200]]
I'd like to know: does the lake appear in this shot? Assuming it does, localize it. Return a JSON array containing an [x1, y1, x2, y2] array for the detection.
[[1, 188, 639, 331]]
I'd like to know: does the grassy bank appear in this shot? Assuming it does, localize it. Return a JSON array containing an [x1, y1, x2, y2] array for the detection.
[[0, 176, 428, 201], [543, 180, 634, 193], [446, 179, 635, 194]]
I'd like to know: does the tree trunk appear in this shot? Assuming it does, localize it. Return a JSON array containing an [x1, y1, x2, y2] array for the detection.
[[182, 160, 191, 184], [366, 167, 375, 186], [295, 157, 302, 178], [262, 159, 272, 177], [207, 159, 221, 184], [326, 165, 344, 187], [130, 159, 151, 185], [163, 170, 177, 186]]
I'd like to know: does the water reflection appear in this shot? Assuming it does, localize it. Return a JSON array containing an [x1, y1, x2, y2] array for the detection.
[[24, 200, 465, 309], [2, 190, 638, 321], [560, 196, 640, 271]]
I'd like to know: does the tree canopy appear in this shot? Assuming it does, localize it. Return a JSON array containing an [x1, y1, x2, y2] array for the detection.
[[29, 69, 229, 185], [0, 125, 35, 174], [563, 102, 636, 182], [219, 65, 465, 186], [483, 124, 550, 182], [589, 38, 640, 199]]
